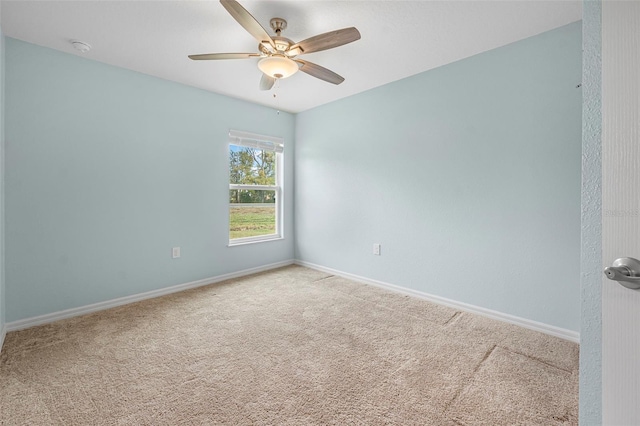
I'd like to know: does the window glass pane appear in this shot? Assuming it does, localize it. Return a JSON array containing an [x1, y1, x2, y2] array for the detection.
[[229, 145, 276, 186], [229, 190, 276, 239]]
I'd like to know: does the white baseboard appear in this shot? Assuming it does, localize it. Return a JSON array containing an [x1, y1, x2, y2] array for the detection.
[[0, 323, 6, 353], [5, 258, 579, 344], [6, 259, 295, 332], [295, 260, 580, 343]]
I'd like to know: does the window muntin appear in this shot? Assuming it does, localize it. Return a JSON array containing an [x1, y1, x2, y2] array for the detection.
[[228, 130, 283, 245]]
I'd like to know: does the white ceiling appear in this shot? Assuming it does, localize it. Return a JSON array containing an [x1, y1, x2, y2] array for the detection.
[[1, 1, 582, 113]]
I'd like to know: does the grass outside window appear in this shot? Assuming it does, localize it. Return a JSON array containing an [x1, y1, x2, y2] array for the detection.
[[229, 205, 276, 239]]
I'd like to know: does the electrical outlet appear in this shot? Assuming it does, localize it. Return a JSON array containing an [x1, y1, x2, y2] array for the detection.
[[373, 243, 381, 256], [172, 247, 181, 259]]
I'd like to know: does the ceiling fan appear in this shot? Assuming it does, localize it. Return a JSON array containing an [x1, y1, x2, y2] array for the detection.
[[189, 0, 361, 90]]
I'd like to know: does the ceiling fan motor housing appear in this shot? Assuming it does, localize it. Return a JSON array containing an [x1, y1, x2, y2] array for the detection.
[[259, 37, 295, 56]]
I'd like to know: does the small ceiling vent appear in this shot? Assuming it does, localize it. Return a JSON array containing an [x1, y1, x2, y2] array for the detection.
[[70, 40, 91, 53]]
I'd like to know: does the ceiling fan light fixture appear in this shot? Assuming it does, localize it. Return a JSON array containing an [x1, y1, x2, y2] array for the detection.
[[258, 55, 299, 79]]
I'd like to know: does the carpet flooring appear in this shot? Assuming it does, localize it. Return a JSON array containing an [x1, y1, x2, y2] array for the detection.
[[0, 265, 579, 425]]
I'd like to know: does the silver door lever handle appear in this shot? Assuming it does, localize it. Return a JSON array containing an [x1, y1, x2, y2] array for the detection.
[[604, 257, 640, 290]]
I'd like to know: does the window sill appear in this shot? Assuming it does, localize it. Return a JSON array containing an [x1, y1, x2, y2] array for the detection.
[[228, 236, 284, 247]]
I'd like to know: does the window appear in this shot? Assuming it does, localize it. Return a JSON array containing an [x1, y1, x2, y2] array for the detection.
[[228, 130, 283, 245]]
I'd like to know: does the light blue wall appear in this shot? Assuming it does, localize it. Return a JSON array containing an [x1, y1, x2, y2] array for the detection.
[[580, 1, 602, 423], [5, 38, 295, 322], [295, 22, 582, 331], [5, 22, 585, 334]]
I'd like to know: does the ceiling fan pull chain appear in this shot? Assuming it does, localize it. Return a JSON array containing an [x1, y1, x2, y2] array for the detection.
[[272, 81, 281, 115]]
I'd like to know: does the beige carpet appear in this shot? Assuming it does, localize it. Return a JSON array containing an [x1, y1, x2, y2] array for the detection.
[[0, 265, 578, 425]]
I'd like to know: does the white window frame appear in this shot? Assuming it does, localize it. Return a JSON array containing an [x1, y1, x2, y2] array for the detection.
[[228, 130, 284, 246]]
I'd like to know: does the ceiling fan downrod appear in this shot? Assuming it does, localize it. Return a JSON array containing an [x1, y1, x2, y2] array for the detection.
[[270, 18, 287, 37]]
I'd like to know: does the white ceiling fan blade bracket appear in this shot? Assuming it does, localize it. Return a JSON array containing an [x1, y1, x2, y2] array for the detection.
[[285, 46, 304, 57], [261, 42, 276, 54]]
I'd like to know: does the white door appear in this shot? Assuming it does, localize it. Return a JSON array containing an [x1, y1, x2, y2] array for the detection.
[[602, 1, 640, 424]]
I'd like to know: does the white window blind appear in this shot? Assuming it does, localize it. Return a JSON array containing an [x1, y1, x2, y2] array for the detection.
[[229, 130, 284, 153]]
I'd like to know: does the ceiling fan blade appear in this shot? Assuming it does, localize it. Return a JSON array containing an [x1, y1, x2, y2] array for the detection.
[[288, 27, 361, 56], [220, 0, 275, 49], [188, 53, 259, 60], [294, 60, 345, 85], [259, 74, 275, 91]]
